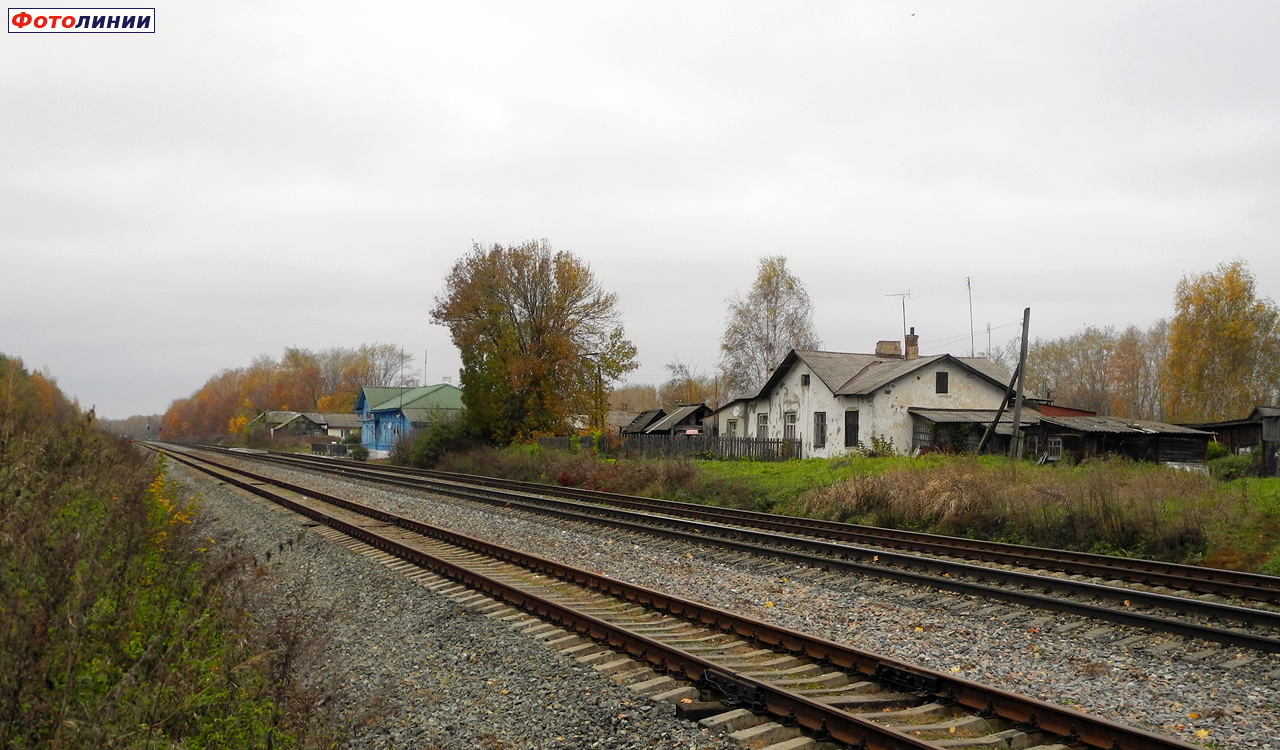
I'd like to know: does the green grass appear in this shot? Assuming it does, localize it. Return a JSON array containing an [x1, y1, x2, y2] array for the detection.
[[695, 454, 1008, 511], [431, 443, 1280, 572], [1203, 477, 1280, 573]]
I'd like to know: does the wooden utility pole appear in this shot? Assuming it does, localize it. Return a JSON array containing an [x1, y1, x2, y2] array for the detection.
[[977, 365, 1020, 454], [1008, 307, 1031, 460]]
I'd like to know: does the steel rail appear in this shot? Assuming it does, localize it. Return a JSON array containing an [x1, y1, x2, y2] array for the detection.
[[284, 450, 1280, 601], [238, 447, 1280, 602], [157, 444, 1196, 750], [187, 444, 1280, 648]]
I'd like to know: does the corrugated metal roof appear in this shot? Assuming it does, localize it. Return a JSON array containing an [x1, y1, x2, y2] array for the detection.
[[1185, 405, 1280, 428], [645, 404, 709, 433], [955, 357, 1014, 386], [1039, 416, 1209, 435], [837, 355, 1012, 395], [370, 384, 464, 412], [837, 356, 942, 394], [792, 351, 881, 393], [359, 387, 410, 409], [318, 413, 362, 428], [401, 407, 462, 425], [910, 408, 1040, 425], [752, 349, 1011, 400], [623, 409, 664, 433]]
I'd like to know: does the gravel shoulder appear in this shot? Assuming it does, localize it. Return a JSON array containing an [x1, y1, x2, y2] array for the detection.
[[191, 454, 1280, 748], [175, 464, 732, 750]]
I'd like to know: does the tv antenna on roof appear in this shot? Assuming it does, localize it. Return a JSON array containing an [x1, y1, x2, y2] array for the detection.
[[886, 290, 911, 343]]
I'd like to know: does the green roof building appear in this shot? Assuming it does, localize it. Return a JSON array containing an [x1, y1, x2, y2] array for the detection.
[[355, 384, 464, 453]]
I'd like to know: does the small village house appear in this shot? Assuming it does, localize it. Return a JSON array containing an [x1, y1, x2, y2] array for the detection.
[[711, 329, 1012, 458], [356, 384, 464, 455], [249, 410, 356, 438]]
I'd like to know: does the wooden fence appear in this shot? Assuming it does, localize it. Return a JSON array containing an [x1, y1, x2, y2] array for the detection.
[[618, 434, 800, 462], [536, 436, 575, 452], [537, 433, 801, 461]]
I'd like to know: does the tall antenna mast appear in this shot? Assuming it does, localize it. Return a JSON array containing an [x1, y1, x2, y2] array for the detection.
[[967, 277, 975, 357], [886, 291, 911, 343]]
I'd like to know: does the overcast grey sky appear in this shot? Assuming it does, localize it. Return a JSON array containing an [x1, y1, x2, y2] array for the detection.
[[4, 1, 1279, 418]]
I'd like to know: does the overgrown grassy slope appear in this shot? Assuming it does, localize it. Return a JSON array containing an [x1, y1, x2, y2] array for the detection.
[[0, 355, 333, 748], [433, 445, 1280, 571]]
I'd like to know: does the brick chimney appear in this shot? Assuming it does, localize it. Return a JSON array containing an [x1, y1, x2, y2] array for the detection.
[[875, 340, 902, 358], [905, 327, 919, 360]]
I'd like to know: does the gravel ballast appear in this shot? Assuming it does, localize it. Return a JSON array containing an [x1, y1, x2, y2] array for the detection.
[[188, 454, 1280, 748], [175, 465, 731, 750]]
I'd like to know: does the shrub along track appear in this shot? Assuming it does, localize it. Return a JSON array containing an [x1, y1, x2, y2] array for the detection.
[[152, 443, 1195, 750], [199, 446, 1280, 655]]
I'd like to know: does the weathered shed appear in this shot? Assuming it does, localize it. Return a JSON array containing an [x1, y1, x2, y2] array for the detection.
[[622, 408, 665, 435], [644, 404, 713, 436], [317, 413, 362, 440], [1182, 406, 1280, 476], [260, 411, 326, 436], [908, 408, 1041, 454], [1027, 416, 1210, 468]]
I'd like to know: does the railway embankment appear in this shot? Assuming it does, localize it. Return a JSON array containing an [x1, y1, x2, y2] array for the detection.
[[0, 355, 332, 748]]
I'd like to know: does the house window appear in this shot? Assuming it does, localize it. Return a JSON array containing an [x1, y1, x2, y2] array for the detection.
[[784, 412, 797, 440], [757, 413, 768, 439], [1047, 436, 1063, 461], [801, 374, 810, 386], [913, 422, 932, 452], [845, 411, 859, 447], [727, 419, 737, 438], [936, 372, 949, 394], [814, 412, 827, 448]]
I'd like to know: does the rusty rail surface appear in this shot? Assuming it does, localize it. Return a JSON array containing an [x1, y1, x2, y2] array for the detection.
[[154, 443, 1196, 750], [239, 447, 1280, 601], [199, 445, 1280, 651]]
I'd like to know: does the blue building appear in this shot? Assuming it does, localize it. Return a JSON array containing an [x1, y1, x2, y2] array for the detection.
[[355, 384, 464, 455]]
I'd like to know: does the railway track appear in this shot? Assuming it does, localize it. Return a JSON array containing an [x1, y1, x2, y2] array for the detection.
[[230, 448, 1280, 604], [191, 444, 1280, 654], [153, 443, 1198, 750]]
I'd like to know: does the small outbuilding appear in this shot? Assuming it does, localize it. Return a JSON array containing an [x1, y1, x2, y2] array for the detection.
[[1025, 416, 1211, 469], [622, 408, 666, 435], [908, 408, 1040, 454], [642, 403, 714, 436], [250, 410, 326, 437], [1181, 406, 1280, 476]]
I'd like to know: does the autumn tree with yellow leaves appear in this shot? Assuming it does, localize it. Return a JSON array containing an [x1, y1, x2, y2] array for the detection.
[[160, 343, 417, 438], [431, 240, 638, 443], [1162, 259, 1280, 422]]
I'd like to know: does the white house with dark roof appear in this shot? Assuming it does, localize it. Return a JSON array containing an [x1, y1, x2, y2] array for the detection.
[[711, 330, 1011, 458]]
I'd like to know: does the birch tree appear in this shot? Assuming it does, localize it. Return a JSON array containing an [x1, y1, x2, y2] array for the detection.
[[718, 256, 821, 394]]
